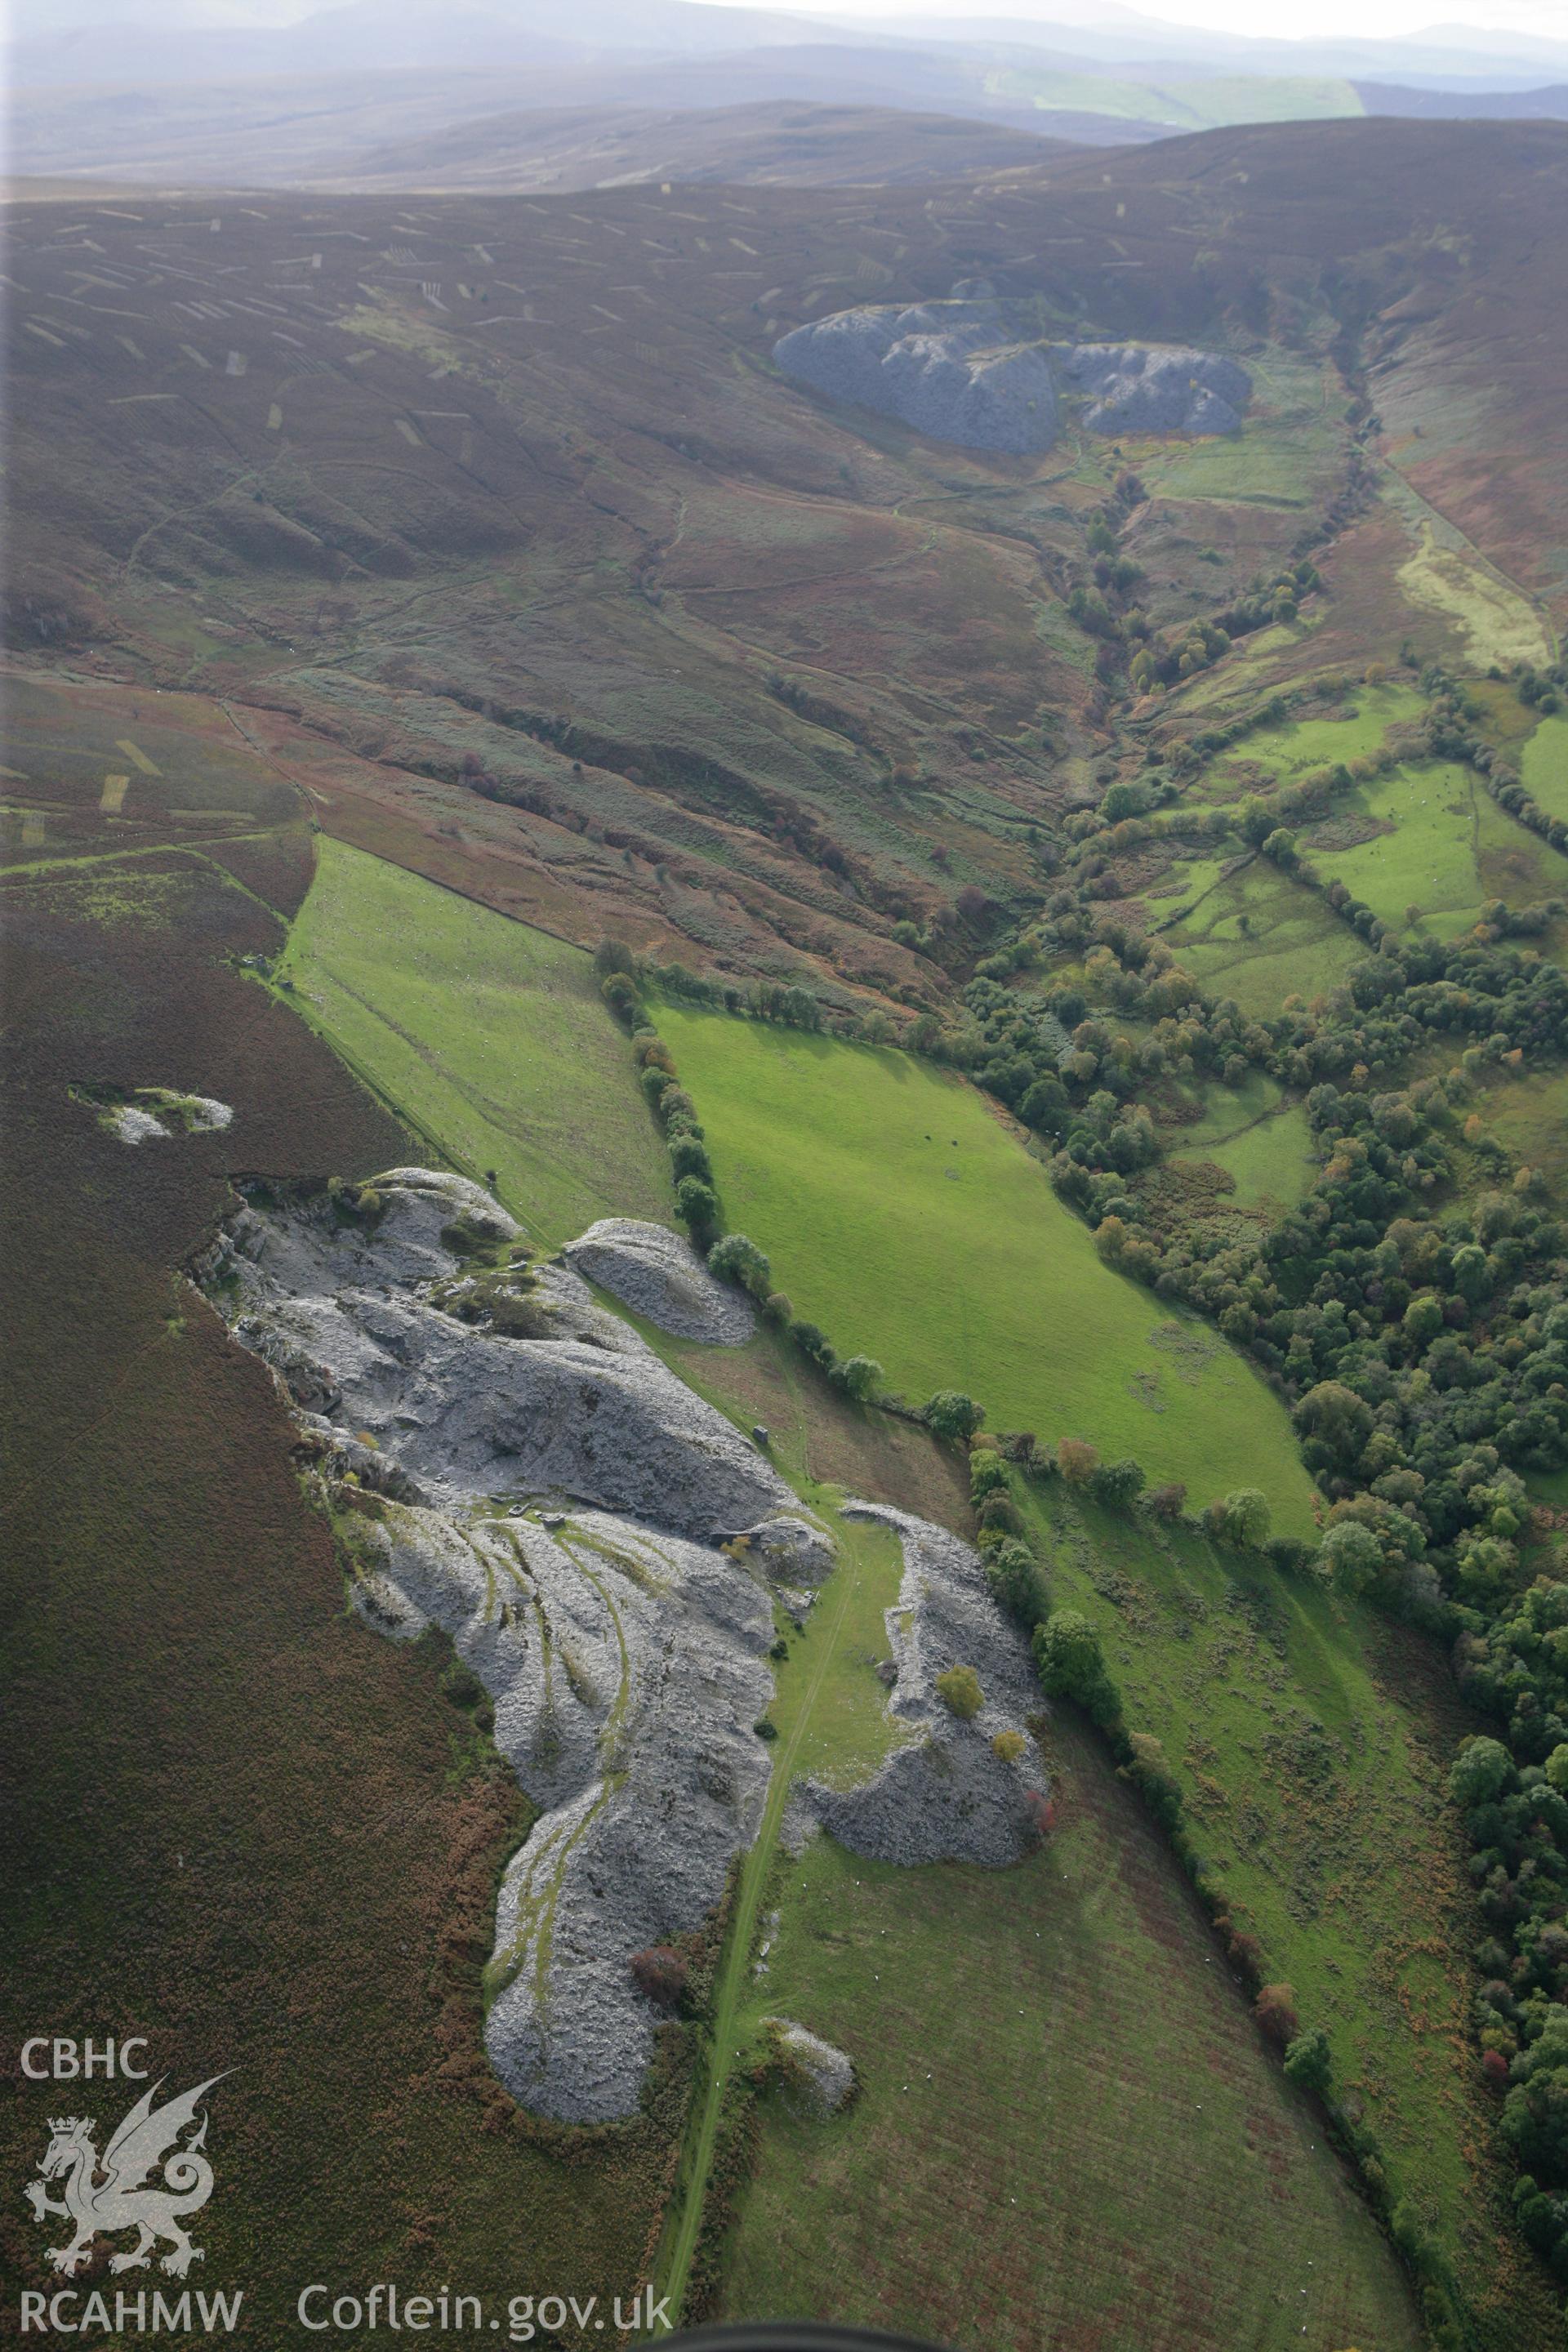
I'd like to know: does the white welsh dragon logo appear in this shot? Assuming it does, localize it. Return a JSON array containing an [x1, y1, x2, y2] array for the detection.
[[24, 2077, 226, 2278]]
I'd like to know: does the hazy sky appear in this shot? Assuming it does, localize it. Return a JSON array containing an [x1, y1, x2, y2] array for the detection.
[[1111, 0, 1562, 31], [768, 0, 1568, 40]]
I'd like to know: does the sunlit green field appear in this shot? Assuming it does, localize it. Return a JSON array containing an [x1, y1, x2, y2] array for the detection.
[[657, 1004, 1316, 1530], [1183, 684, 1424, 808], [1467, 1062, 1568, 1205], [1164, 1075, 1316, 1211], [1313, 760, 1568, 939], [1160, 855, 1364, 1014], [278, 839, 669, 1243], [1522, 711, 1568, 822]]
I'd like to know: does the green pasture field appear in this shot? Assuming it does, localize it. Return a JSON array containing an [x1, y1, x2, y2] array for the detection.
[[1159, 854, 1365, 1014], [721, 1720, 1423, 2351], [1187, 1100, 1315, 1209], [1140, 845, 1233, 917], [989, 67, 1363, 134], [1164, 1075, 1316, 1213], [1522, 711, 1568, 822], [1184, 684, 1568, 950], [623, 1283, 1432, 2346], [1176, 684, 1425, 813], [1143, 421, 1333, 508], [1231, 682, 1425, 768], [655, 1004, 1316, 1531], [277, 839, 669, 1244], [1019, 1483, 1512, 2317], [1162, 1065, 1281, 1146], [1312, 760, 1568, 940]]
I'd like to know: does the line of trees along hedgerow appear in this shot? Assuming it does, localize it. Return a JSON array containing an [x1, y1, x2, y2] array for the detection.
[[591, 649, 1568, 2325]]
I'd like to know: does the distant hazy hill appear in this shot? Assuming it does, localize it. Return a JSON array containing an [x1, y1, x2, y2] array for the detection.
[[10, 61, 1158, 189], [339, 102, 1082, 193], [15, 0, 1568, 86], [1355, 81, 1568, 122], [12, 0, 1568, 180]]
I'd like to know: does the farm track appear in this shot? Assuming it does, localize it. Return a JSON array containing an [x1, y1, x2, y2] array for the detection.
[[653, 1501, 884, 2324]]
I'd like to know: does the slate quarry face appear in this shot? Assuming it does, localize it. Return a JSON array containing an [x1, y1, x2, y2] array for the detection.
[[773, 291, 1251, 456]]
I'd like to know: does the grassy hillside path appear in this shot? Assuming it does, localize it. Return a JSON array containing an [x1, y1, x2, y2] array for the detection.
[[653, 1501, 889, 2325]]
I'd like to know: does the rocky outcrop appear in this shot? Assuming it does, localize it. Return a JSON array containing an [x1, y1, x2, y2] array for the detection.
[[109, 1104, 172, 1144], [724, 1513, 837, 1584], [200, 1168, 818, 2123], [565, 1218, 755, 1345], [209, 1172, 791, 1539], [91, 1086, 234, 1144], [773, 287, 1250, 453], [799, 1503, 1043, 1868], [772, 2020, 855, 2114], [1059, 342, 1252, 436], [773, 293, 1057, 456], [202, 1168, 1048, 2124], [350, 1493, 775, 2123]]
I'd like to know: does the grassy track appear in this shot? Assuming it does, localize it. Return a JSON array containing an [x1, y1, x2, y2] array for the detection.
[[277, 837, 670, 1243], [655, 1502, 904, 2321], [656, 1004, 1316, 1532]]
